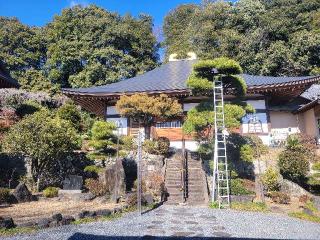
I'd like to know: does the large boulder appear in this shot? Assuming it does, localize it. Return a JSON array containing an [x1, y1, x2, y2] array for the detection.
[[36, 218, 51, 229], [12, 183, 33, 203], [99, 159, 126, 203], [280, 179, 312, 197]]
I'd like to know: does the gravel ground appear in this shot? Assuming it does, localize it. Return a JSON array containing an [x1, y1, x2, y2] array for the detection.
[[2, 205, 320, 240]]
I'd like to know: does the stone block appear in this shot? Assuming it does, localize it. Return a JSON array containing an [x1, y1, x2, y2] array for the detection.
[[37, 218, 51, 229], [0, 217, 15, 229], [52, 213, 63, 222], [12, 183, 33, 203], [96, 209, 112, 217]]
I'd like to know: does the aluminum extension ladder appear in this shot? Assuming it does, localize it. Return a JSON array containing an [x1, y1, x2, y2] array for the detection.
[[212, 79, 230, 208]]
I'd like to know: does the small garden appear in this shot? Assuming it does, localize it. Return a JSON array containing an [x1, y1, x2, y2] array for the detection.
[[0, 89, 175, 235], [208, 133, 320, 223]]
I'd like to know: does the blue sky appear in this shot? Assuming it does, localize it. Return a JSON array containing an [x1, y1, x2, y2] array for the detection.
[[0, 0, 201, 28]]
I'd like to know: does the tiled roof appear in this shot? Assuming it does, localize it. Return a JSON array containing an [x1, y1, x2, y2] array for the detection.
[[63, 60, 319, 95], [64, 60, 196, 94], [301, 84, 320, 100], [0, 62, 19, 88]]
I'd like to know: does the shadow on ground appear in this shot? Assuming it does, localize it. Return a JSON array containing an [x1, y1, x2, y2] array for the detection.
[[68, 233, 290, 240]]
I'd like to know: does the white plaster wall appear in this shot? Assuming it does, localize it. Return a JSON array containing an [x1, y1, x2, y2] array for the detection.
[[246, 100, 266, 110], [170, 141, 199, 151], [183, 103, 199, 111], [269, 111, 300, 141], [107, 117, 128, 136], [106, 106, 118, 115], [303, 108, 317, 138], [257, 135, 271, 145]]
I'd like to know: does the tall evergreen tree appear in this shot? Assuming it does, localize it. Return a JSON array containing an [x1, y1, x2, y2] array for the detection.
[[163, 0, 320, 76], [0, 5, 159, 91], [45, 5, 159, 88]]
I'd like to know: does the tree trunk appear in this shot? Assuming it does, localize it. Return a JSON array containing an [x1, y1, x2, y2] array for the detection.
[[144, 125, 151, 140]]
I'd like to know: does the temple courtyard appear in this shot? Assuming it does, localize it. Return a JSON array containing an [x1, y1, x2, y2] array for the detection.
[[2, 205, 320, 240]]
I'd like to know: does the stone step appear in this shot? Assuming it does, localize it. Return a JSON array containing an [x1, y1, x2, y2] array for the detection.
[[188, 176, 203, 180], [187, 197, 205, 202], [187, 190, 204, 194], [166, 180, 181, 184], [187, 180, 203, 184], [166, 182, 181, 186], [166, 174, 181, 178], [166, 170, 181, 173], [187, 186, 203, 190], [166, 184, 181, 189], [167, 186, 182, 191]]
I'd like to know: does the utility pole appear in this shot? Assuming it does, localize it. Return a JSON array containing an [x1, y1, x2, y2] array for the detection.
[[136, 129, 143, 215]]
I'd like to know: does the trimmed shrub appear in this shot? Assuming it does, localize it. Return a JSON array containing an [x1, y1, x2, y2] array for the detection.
[[156, 137, 170, 155], [56, 102, 82, 132], [286, 134, 317, 162], [268, 191, 290, 204], [143, 140, 158, 155], [85, 178, 107, 197], [121, 135, 137, 151], [15, 100, 42, 118], [240, 144, 254, 162], [245, 135, 268, 156], [84, 165, 104, 174], [307, 176, 320, 193], [231, 178, 254, 195], [312, 162, 320, 171], [0, 188, 10, 203], [43, 187, 59, 198], [261, 168, 281, 192], [143, 138, 170, 156], [278, 149, 309, 183]]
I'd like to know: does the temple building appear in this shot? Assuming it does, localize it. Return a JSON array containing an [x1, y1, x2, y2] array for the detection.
[[63, 57, 320, 150], [0, 61, 19, 88]]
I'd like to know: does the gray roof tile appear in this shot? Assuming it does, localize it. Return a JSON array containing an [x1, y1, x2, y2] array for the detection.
[[63, 60, 319, 94], [301, 84, 320, 100]]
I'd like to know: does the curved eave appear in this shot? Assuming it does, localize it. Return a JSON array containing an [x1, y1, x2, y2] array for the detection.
[[0, 79, 19, 88], [293, 99, 320, 114], [63, 88, 192, 100], [63, 75, 320, 100]]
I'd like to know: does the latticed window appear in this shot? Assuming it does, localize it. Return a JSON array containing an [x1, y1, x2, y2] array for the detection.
[[156, 120, 182, 128]]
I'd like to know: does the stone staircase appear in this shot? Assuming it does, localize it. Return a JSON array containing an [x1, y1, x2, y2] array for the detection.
[[164, 151, 208, 205], [165, 151, 184, 205], [186, 154, 208, 205]]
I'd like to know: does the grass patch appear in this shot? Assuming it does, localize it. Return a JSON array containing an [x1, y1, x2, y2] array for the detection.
[[72, 205, 141, 225], [72, 212, 124, 225], [231, 202, 269, 212], [209, 201, 220, 209], [305, 201, 318, 213], [288, 212, 320, 223], [0, 227, 37, 237], [288, 199, 320, 223]]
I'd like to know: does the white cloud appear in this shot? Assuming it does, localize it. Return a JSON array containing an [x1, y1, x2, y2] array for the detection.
[[69, 0, 89, 7]]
